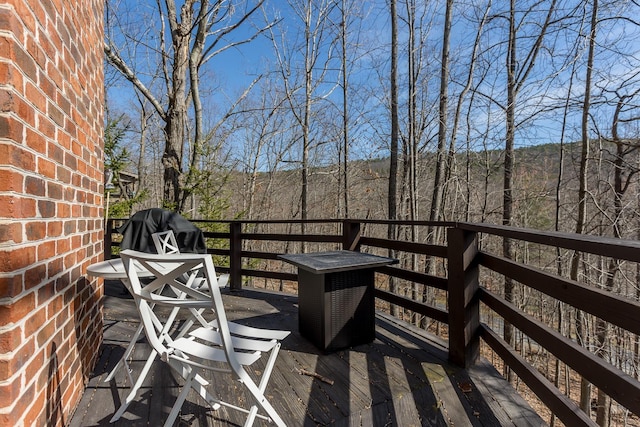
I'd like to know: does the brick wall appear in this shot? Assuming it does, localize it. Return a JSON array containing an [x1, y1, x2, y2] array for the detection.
[[0, 0, 104, 426]]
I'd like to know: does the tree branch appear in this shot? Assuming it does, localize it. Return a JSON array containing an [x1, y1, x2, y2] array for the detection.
[[104, 42, 167, 120]]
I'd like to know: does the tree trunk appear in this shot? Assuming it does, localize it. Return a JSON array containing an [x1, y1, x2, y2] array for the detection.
[[572, 0, 598, 415], [388, 0, 399, 317], [340, 0, 349, 219], [502, 1, 517, 378]]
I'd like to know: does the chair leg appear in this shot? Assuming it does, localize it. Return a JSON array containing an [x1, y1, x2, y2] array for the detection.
[[105, 323, 145, 382], [238, 367, 286, 427], [164, 369, 196, 427], [109, 348, 159, 422], [244, 343, 282, 426]]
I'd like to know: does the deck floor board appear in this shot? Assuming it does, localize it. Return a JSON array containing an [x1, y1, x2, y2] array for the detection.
[[69, 282, 544, 426]]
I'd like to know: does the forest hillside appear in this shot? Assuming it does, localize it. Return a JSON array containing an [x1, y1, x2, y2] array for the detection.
[[213, 140, 631, 237]]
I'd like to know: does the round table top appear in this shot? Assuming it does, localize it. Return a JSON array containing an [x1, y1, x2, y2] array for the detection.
[[87, 258, 156, 280]]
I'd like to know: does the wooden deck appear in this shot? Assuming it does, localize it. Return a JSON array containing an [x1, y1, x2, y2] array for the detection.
[[69, 281, 544, 427]]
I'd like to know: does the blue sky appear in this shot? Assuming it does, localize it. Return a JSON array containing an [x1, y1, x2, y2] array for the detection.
[[106, 0, 640, 161]]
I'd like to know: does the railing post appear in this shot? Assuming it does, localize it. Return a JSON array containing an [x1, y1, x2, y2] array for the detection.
[[229, 221, 242, 290], [105, 219, 113, 260], [342, 219, 361, 251], [447, 226, 480, 368]]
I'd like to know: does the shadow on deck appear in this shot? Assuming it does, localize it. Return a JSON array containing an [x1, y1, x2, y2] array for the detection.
[[69, 281, 543, 426]]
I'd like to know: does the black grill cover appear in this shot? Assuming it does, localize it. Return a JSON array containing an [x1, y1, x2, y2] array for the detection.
[[117, 208, 206, 254]]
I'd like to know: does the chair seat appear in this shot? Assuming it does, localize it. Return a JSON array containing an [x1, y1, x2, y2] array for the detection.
[[209, 318, 290, 341], [170, 335, 262, 365], [189, 327, 282, 352]]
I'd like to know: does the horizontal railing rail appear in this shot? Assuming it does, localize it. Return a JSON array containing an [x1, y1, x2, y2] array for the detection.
[[104, 217, 640, 425]]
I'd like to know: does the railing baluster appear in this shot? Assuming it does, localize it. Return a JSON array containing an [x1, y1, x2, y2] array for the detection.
[[229, 221, 242, 290], [105, 218, 113, 260], [342, 219, 361, 251]]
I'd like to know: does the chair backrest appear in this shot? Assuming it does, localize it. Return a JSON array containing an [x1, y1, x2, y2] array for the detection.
[[120, 250, 233, 360], [152, 230, 180, 255]]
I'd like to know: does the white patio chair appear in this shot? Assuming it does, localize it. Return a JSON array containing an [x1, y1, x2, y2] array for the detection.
[[109, 230, 209, 421], [120, 249, 290, 427], [151, 229, 180, 254]]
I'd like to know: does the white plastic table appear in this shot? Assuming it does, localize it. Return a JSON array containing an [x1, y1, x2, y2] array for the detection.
[[87, 258, 155, 280]]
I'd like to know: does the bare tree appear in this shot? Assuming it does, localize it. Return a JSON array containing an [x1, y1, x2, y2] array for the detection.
[[105, 0, 271, 212], [501, 0, 558, 373], [269, 0, 340, 227], [569, 0, 598, 415]]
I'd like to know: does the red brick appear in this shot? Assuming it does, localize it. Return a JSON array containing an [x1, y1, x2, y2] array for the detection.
[[47, 99, 64, 126], [0, 88, 15, 113], [0, 222, 23, 245], [46, 221, 62, 237], [0, 62, 23, 91], [47, 256, 63, 276], [0, 8, 24, 44], [37, 199, 55, 217], [57, 202, 70, 218], [0, 274, 23, 299], [37, 113, 55, 139], [0, 325, 21, 353], [37, 156, 55, 178], [47, 140, 64, 164], [37, 240, 55, 260], [37, 70, 56, 101], [47, 181, 62, 200], [36, 318, 56, 348], [56, 237, 70, 253], [24, 263, 45, 290], [25, 221, 46, 240], [12, 92, 35, 127], [2, 336, 35, 379], [26, 34, 46, 70], [55, 132, 70, 153], [24, 305, 45, 338], [0, 168, 24, 192], [0, 1, 105, 424], [0, 245, 35, 273], [25, 174, 45, 196], [11, 0, 36, 35], [25, 129, 45, 156], [0, 291, 34, 323], [56, 165, 71, 184], [7, 37, 37, 83], [0, 142, 35, 170], [24, 81, 45, 112], [0, 115, 24, 143]]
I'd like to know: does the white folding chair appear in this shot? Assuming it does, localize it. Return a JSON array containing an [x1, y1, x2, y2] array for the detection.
[[151, 230, 180, 254], [109, 230, 207, 421], [120, 249, 289, 427]]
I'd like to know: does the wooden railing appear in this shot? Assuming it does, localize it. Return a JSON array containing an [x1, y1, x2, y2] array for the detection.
[[105, 218, 640, 425]]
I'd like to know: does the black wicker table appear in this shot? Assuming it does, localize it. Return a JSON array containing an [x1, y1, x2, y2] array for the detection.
[[279, 250, 397, 352]]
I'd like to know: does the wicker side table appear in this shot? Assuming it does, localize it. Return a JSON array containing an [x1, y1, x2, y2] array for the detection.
[[280, 250, 397, 352]]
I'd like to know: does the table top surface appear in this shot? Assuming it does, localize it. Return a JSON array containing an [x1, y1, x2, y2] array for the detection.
[[86, 258, 157, 279], [279, 250, 398, 274]]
